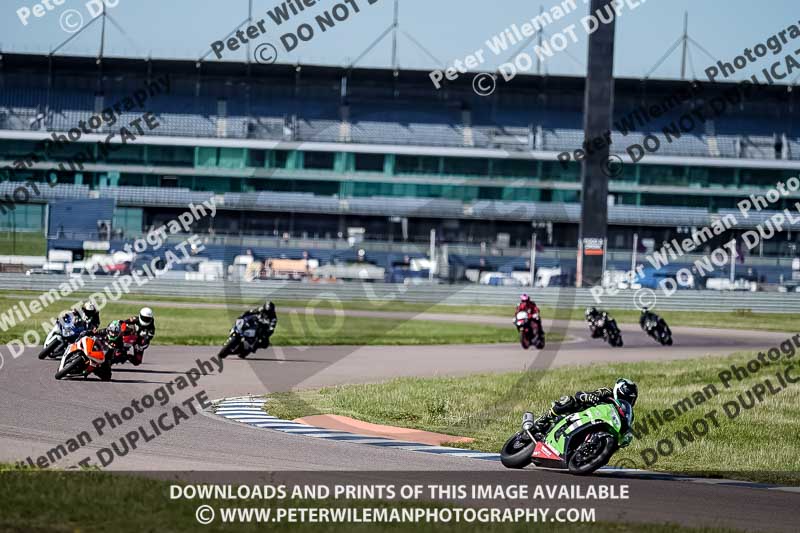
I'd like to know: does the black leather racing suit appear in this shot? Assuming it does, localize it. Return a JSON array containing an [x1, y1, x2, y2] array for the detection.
[[533, 387, 615, 434], [81, 311, 101, 331], [640, 310, 660, 332], [239, 306, 277, 348], [586, 309, 604, 338]]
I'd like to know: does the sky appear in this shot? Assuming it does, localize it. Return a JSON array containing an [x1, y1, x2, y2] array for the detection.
[[2, 0, 799, 83]]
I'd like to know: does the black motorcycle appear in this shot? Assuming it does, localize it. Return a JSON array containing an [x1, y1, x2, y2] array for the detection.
[[588, 312, 623, 347], [218, 316, 272, 358], [640, 312, 672, 346]]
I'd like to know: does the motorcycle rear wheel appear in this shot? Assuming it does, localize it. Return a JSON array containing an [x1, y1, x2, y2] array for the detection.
[[500, 432, 535, 469], [55, 354, 84, 380], [95, 365, 112, 381]]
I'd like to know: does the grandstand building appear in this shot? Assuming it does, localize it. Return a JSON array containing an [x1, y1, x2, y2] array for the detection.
[[1, 53, 799, 260]]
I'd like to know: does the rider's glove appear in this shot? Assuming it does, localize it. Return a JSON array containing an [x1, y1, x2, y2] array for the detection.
[[577, 392, 600, 404]]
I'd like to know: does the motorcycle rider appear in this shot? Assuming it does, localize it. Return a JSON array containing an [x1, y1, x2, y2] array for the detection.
[[80, 301, 101, 330], [584, 307, 604, 338], [527, 378, 638, 447], [639, 307, 660, 332], [640, 307, 672, 345], [516, 294, 543, 331], [77, 320, 126, 377], [121, 307, 155, 366], [238, 300, 278, 348]]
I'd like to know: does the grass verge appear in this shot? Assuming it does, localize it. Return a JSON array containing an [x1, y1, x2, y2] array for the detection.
[[0, 232, 46, 256], [266, 350, 800, 486], [0, 296, 565, 346], [1, 287, 795, 333], [0, 466, 739, 533]]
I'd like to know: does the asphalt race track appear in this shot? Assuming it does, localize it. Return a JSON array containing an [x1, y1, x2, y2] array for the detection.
[[0, 317, 797, 531]]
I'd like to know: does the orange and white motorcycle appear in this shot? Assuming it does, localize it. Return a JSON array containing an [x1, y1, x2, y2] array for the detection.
[[55, 335, 112, 381]]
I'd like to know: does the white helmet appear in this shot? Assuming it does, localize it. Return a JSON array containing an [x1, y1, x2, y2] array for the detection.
[[138, 307, 154, 327], [82, 301, 97, 318]]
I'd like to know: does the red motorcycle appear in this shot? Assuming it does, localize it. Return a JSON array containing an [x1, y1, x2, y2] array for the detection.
[[514, 310, 545, 350], [119, 322, 153, 365]]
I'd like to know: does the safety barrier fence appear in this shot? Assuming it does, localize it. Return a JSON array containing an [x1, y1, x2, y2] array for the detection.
[[0, 274, 797, 313]]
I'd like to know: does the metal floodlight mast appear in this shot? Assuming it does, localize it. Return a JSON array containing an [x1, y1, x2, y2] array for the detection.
[[644, 11, 718, 80], [347, 0, 445, 71], [577, 0, 616, 287], [49, 3, 140, 68]]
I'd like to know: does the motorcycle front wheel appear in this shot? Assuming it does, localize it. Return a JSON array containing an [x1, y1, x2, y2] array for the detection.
[[567, 431, 616, 475], [38, 339, 62, 360], [500, 432, 535, 469], [55, 354, 84, 380], [218, 337, 238, 359], [519, 330, 531, 350]]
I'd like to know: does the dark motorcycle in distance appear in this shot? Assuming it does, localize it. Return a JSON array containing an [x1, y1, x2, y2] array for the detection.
[[640, 310, 672, 346], [514, 310, 545, 350], [587, 312, 623, 347], [218, 316, 271, 359]]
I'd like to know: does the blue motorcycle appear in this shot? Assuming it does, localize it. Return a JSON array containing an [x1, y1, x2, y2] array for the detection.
[[38, 313, 87, 360]]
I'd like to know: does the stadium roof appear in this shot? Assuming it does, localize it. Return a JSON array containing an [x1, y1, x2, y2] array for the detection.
[[1, 51, 795, 99]]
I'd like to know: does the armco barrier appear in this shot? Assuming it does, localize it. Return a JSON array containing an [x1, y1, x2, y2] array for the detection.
[[0, 273, 798, 313]]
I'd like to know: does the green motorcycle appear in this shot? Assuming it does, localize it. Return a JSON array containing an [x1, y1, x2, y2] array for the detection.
[[500, 399, 634, 475]]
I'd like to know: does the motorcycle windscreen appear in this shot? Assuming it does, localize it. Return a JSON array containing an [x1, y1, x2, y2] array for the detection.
[[617, 400, 634, 428], [65, 341, 81, 354]]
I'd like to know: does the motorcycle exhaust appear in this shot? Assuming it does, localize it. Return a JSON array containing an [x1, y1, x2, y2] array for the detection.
[[522, 412, 535, 432]]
